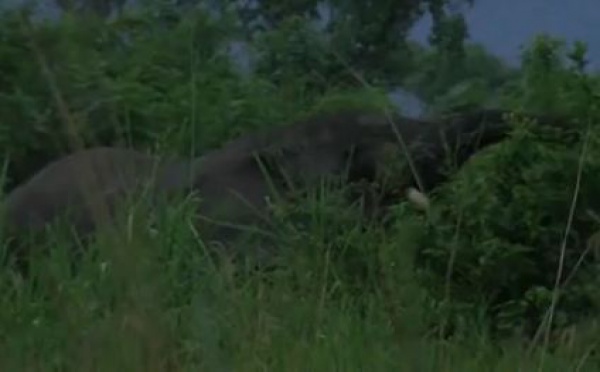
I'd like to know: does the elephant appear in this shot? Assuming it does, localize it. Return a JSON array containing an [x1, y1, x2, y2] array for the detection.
[[0, 107, 569, 271], [166, 107, 574, 251], [0, 147, 197, 270], [208, 107, 569, 219]]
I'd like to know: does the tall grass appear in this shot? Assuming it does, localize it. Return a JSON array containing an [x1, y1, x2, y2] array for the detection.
[[1, 4, 600, 371], [1, 186, 598, 370]]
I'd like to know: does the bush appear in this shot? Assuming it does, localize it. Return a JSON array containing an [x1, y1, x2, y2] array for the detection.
[[402, 36, 600, 337]]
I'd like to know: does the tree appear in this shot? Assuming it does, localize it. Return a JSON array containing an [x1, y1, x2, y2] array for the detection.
[[55, 0, 127, 18], [226, 0, 474, 88]]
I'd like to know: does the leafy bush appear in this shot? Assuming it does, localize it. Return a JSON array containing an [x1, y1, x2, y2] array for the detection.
[[3, 3, 600, 368], [402, 36, 600, 337]]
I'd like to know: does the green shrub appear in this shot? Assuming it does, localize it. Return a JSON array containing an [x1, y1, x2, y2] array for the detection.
[[3, 4, 600, 368], [403, 36, 600, 337]]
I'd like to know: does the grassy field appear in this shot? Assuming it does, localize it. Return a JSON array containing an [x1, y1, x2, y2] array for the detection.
[[0, 187, 598, 371], [1, 5, 600, 371]]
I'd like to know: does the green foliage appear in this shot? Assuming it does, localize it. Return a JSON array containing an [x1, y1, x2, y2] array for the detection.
[[310, 88, 395, 114], [235, 0, 473, 89], [253, 15, 353, 98], [499, 35, 600, 116], [3, 1, 600, 368], [404, 36, 600, 337], [404, 43, 517, 114], [54, 0, 127, 18], [0, 7, 297, 188]]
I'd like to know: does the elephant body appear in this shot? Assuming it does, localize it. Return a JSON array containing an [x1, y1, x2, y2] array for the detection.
[[1, 108, 567, 269]]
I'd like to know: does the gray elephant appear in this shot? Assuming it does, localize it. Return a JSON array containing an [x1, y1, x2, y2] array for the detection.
[[0, 107, 568, 271]]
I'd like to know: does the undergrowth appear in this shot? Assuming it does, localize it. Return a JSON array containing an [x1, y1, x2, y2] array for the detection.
[[1, 3, 600, 371]]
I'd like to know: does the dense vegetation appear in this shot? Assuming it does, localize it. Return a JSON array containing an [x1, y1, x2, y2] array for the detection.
[[1, 1, 600, 370]]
